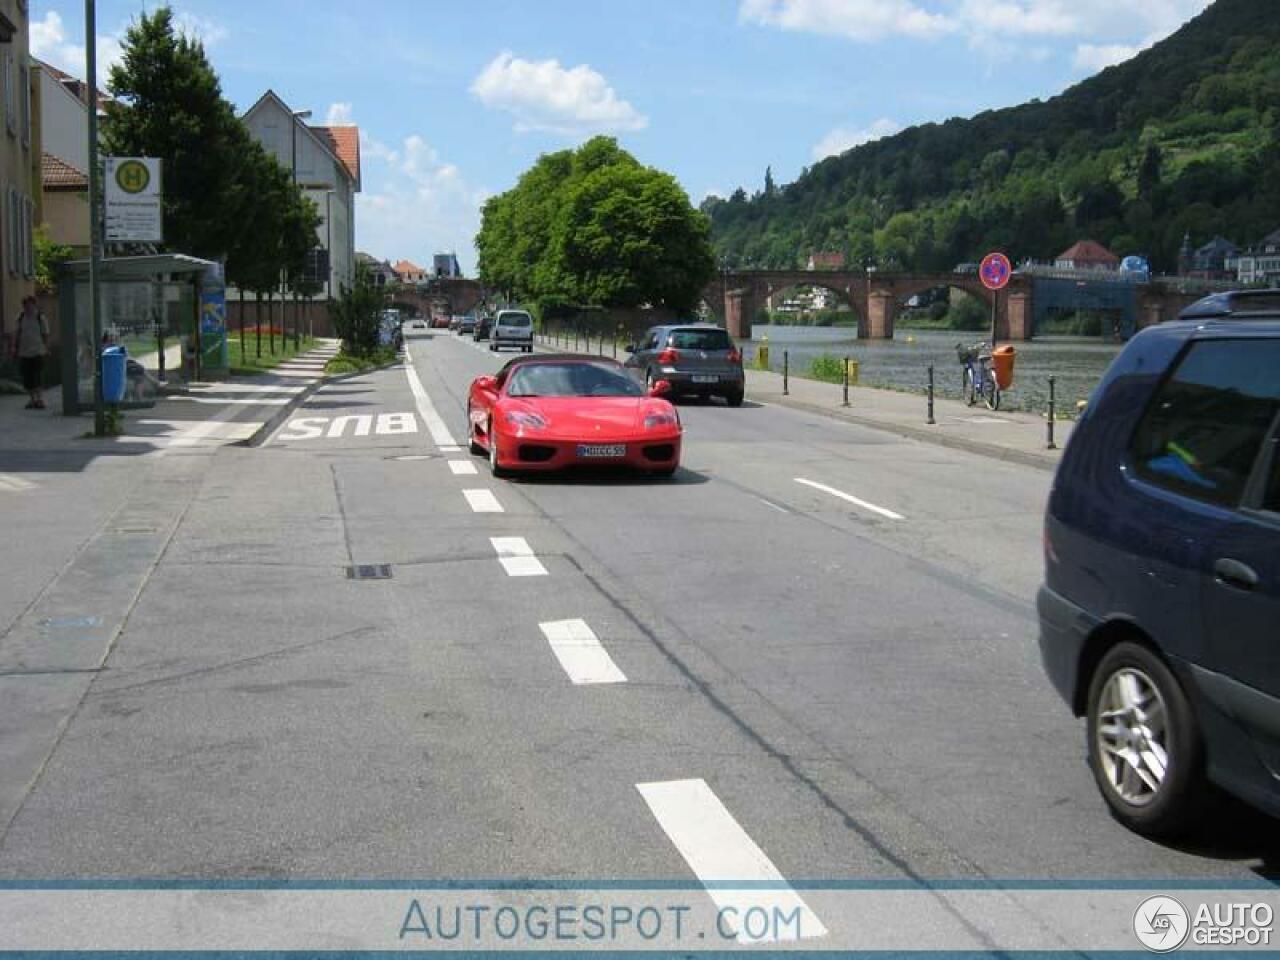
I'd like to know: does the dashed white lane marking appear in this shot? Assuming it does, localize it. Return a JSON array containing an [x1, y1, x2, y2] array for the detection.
[[404, 359, 458, 448], [463, 488, 504, 513], [447, 460, 479, 476], [636, 779, 827, 944], [168, 395, 292, 406], [0, 473, 35, 492], [490, 537, 548, 577], [539, 619, 627, 684], [793, 477, 904, 521], [440, 445, 462, 453]]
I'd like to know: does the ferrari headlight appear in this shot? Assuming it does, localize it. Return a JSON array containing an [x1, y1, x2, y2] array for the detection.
[[506, 411, 547, 429], [644, 412, 678, 429]]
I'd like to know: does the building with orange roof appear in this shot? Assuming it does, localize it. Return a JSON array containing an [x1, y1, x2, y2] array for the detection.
[[394, 259, 428, 284], [1054, 240, 1120, 271], [241, 90, 361, 295]]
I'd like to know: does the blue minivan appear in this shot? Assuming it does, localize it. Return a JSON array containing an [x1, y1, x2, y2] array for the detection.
[[1039, 290, 1280, 837]]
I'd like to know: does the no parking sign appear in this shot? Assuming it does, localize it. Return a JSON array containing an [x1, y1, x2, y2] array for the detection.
[[979, 252, 1012, 291]]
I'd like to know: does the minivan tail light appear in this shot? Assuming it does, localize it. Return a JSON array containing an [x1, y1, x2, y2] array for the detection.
[[657, 348, 681, 365]]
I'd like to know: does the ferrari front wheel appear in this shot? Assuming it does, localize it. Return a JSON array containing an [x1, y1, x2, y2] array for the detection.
[[488, 422, 510, 478], [468, 410, 484, 456]]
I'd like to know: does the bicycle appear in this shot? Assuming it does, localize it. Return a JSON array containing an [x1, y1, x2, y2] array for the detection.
[[957, 342, 1001, 411]]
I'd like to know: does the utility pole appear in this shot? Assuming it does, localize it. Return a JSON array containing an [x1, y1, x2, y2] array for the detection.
[[86, 0, 105, 434]]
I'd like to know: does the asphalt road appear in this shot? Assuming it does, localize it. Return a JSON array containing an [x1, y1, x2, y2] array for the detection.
[[2, 328, 1276, 897]]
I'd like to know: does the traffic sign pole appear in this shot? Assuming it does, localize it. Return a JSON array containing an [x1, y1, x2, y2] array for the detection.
[[86, 0, 105, 435], [979, 251, 1012, 350]]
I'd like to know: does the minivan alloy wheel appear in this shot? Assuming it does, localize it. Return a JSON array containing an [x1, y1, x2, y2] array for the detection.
[[1094, 667, 1168, 805]]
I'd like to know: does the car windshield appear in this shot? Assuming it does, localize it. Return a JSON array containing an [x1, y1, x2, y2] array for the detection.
[[506, 362, 642, 397], [668, 329, 731, 350]]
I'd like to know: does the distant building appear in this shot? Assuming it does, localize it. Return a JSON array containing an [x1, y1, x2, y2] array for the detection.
[[434, 252, 462, 278], [806, 251, 845, 271], [394, 259, 428, 284], [41, 153, 88, 254], [1235, 227, 1280, 287], [1179, 233, 1238, 281], [0, 3, 41, 340], [356, 252, 398, 287], [1054, 240, 1119, 271], [242, 90, 361, 294]]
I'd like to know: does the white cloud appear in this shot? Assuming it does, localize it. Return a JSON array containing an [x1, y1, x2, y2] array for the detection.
[[172, 11, 228, 46], [812, 118, 900, 160], [1072, 42, 1140, 72], [740, 0, 1212, 69], [30, 11, 122, 87], [356, 128, 487, 274], [739, 0, 955, 41], [326, 102, 355, 126], [471, 51, 647, 134]]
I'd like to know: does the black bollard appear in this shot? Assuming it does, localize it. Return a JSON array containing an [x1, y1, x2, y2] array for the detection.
[[783, 350, 789, 396], [842, 355, 850, 407], [927, 364, 936, 425], [1047, 375, 1058, 450]]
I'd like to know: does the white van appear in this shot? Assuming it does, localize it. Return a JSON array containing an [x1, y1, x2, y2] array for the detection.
[[492, 309, 534, 352]]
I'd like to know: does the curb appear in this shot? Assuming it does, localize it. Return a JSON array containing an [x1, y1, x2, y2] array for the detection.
[[752, 394, 1062, 472], [240, 357, 403, 448]]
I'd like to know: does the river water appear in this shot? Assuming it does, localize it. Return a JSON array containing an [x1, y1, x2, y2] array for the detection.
[[743, 325, 1122, 414]]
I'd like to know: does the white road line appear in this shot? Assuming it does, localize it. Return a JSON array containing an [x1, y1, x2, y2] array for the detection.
[[490, 536, 548, 577], [463, 488, 504, 513], [539, 619, 627, 684], [794, 477, 904, 521], [447, 460, 479, 476], [404, 360, 458, 448], [636, 779, 827, 944], [168, 395, 293, 406], [439, 445, 462, 453], [0, 473, 35, 492], [754, 495, 790, 514]]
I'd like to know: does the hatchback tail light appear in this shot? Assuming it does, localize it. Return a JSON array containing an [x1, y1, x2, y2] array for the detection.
[[657, 348, 681, 365], [727, 348, 742, 365]]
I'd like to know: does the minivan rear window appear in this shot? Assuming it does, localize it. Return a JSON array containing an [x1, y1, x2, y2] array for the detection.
[[667, 329, 731, 350], [1131, 339, 1280, 507], [501, 313, 532, 327]]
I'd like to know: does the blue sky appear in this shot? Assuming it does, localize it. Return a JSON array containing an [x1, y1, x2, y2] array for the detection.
[[31, 0, 1212, 272]]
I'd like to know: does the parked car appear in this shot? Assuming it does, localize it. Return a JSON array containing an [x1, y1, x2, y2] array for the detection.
[[622, 323, 744, 406], [492, 309, 534, 352], [473, 314, 493, 341], [1039, 289, 1280, 837], [434, 314, 451, 329], [448, 315, 461, 332], [466, 354, 681, 478], [456, 315, 477, 335]]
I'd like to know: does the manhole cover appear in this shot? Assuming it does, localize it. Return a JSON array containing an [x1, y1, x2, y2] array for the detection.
[[346, 564, 393, 580]]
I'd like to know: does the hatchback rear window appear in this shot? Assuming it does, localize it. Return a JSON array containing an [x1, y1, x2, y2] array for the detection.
[[1131, 339, 1280, 507], [667, 329, 731, 350]]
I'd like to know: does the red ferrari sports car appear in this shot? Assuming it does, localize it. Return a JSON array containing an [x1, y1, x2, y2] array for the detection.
[[467, 354, 682, 477]]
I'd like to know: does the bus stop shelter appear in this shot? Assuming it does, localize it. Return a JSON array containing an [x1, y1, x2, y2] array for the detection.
[[57, 254, 225, 415]]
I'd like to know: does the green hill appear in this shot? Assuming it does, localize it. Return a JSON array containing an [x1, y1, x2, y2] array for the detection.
[[705, 0, 1280, 274]]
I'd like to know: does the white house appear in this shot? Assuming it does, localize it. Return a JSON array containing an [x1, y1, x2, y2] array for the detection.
[[241, 90, 360, 295], [1236, 228, 1280, 287]]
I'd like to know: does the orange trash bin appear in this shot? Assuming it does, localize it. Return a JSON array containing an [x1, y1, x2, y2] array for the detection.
[[991, 345, 1016, 390]]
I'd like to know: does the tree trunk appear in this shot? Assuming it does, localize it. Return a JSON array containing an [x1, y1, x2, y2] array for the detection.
[[239, 287, 246, 366], [256, 291, 262, 359]]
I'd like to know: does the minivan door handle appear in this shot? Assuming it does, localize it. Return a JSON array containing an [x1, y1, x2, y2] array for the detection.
[[1214, 558, 1259, 591]]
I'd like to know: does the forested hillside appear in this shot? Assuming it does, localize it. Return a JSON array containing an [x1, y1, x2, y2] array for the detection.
[[705, 0, 1280, 274]]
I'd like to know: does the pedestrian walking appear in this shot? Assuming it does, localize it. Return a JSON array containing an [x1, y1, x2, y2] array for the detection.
[[13, 295, 49, 410]]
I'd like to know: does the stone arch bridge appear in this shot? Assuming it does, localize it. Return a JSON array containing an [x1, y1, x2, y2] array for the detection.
[[703, 269, 1205, 340]]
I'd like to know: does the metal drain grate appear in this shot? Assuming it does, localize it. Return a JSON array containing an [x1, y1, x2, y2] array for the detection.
[[346, 563, 393, 580]]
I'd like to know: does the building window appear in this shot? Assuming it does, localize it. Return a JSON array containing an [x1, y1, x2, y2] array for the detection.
[[4, 54, 13, 137], [19, 62, 29, 148]]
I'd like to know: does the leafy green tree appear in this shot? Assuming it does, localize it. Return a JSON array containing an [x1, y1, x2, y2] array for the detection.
[[34, 226, 72, 293], [330, 265, 384, 357]]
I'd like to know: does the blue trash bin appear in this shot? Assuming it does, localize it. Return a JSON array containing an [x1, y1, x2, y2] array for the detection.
[[101, 345, 127, 404]]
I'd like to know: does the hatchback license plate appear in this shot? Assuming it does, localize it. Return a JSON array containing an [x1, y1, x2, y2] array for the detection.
[[577, 443, 626, 458], [692, 374, 719, 383]]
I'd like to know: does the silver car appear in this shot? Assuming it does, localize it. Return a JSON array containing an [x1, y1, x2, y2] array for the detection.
[[623, 324, 745, 406], [492, 309, 534, 352]]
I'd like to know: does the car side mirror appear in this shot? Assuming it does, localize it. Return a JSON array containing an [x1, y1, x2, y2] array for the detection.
[[648, 379, 673, 398], [624, 343, 637, 354], [475, 375, 497, 392]]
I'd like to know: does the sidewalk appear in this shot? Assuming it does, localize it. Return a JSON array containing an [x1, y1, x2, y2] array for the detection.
[[0, 339, 340, 456], [745, 366, 1071, 470]]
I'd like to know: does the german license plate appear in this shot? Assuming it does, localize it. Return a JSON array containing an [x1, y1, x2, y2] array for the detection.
[[692, 374, 718, 383], [577, 443, 626, 458]]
